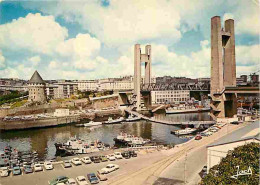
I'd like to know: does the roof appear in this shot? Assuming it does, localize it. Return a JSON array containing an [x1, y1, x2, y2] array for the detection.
[[207, 121, 260, 148], [28, 71, 45, 84]]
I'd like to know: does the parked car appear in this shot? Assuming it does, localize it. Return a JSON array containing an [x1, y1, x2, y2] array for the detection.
[[44, 161, 54, 170], [63, 160, 72, 168], [97, 170, 107, 181], [34, 163, 43, 172], [122, 151, 131, 159], [195, 135, 202, 140], [24, 165, 33, 173], [87, 173, 99, 184], [107, 154, 116, 161], [66, 178, 77, 185], [114, 152, 123, 159], [76, 176, 89, 185], [101, 164, 119, 174], [90, 156, 100, 163], [50, 176, 69, 185], [129, 151, 137, 157], [81, 157, 92, 164], [0, 167, 9, 177], [100, 155, 108, 162], [72, 158, 82, 166], [12, 166, 21, 175]]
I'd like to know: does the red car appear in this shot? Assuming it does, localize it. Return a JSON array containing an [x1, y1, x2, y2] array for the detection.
[[195, 135, 202, 140]]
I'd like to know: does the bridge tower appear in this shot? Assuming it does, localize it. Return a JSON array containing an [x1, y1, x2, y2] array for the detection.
[[210, 16, 237, 120], [134, 44, 151, 110]]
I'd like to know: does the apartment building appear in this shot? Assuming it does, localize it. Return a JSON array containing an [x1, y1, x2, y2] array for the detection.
[[151, 90, 190, 104]]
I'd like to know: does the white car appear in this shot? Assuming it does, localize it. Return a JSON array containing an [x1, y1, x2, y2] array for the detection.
[[101, 164, 119, 174], [76, 176, 89, 185], [72, 158, 82, 165], [66, 178, 77, 185], [34, 164, 43, 172], [44, 161, 54, 170], [107, 154, 116, 161], [0, 167, 9, 177], [114, 152, 123, 159], [81, 157, 92, 164]]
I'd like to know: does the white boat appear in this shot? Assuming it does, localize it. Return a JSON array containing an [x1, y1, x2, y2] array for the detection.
[[104, 117, 124, 124], [173, 128, 197, 135], [125, 114, 141, 122], [83, 121, 102, 127]]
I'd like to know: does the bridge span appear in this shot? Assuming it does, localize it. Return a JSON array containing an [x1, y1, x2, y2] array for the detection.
[[125, 108, 216, 126]]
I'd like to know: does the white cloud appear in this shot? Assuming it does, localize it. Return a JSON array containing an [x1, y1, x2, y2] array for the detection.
[[28, 55, 41, 66], [0, 13, 68, 54], [49, 60, 58, 69], [236, 45, 259, 66], [0, 50, 5, 68]]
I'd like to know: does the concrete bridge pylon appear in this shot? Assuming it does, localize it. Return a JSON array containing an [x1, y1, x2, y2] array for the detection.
[[134, 44, 152, 110], [210, 16, 237, 120]]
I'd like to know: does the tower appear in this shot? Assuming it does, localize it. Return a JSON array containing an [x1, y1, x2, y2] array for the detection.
[[28, 70, 47, 103], [134, 44, 152, 110], [210, 16, 237, 119]]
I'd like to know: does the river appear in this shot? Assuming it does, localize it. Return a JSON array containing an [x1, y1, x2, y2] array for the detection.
[[0, 112, 211, 160]]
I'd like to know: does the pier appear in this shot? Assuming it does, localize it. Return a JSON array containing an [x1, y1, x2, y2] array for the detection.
[[125, 108, 216, 126]]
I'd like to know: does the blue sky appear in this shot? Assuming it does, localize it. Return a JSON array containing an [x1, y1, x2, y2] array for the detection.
[[0, 0, 259, 80]]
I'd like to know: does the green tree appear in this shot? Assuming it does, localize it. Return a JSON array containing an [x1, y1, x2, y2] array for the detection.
[[201, 142, 259, 185]]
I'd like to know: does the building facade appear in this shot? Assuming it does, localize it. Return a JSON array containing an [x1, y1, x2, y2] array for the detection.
[[151, 90, 190, 104], [77, 80, 98, 91]]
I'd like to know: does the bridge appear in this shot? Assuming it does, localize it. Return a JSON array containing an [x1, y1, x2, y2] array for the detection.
[[125, 108, 216, 126]]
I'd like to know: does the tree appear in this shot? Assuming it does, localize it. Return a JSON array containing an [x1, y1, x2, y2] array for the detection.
[[201, 142, 259, 185]]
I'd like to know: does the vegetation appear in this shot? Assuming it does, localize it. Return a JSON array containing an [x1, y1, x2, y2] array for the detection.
[[201, 142, 259, 185], [0, 91, 28, 106], [10, 100, 27, 109]]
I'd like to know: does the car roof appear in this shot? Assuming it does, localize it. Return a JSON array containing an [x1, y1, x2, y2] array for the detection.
[[77, 176, 85, 180]]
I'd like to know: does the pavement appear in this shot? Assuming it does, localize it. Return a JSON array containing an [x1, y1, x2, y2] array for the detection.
[[0, 121, 253, 185]]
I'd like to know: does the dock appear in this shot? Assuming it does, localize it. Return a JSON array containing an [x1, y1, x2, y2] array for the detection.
[[125, 108, 216, 126]]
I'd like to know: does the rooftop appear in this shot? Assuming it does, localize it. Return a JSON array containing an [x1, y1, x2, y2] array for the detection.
[[28, 71, 45, 84]]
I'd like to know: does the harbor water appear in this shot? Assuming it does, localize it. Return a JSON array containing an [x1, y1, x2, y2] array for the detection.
[[0, 112, 211, 160]]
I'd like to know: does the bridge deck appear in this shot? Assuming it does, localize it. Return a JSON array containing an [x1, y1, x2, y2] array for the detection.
[[125, 108, 215, 125]]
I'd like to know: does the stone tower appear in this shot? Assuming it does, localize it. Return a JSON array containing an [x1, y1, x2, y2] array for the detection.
[[134, 44, 151, 110], [28, 70, 47, 103], [210, 16, 237, 119]]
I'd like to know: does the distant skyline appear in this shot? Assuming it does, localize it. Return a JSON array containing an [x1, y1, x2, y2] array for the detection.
[[0, 0, 259, 80]]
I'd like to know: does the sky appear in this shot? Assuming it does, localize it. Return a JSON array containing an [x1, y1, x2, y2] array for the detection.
[[0, 0, 259, 80]]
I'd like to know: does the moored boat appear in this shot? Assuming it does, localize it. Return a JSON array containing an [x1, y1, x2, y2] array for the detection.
[[75, 121, 103, 127], [104, 117, 124, 124], [125, 114, 141, 122], [172, 128, 197, 135]]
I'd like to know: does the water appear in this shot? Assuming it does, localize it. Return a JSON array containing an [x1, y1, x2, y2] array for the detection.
[[0, 112, 210, 160]]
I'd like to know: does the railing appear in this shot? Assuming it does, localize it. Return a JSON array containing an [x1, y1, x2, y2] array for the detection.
[[141, 82, 210, 91]]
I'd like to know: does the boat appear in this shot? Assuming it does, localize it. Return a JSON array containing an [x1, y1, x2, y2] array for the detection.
[[125, 114, 141, 122], [113, 132, 150, 146], [104, 117, 124, 124], [75, 121, 103, 127], [172, 128, 197, 135]]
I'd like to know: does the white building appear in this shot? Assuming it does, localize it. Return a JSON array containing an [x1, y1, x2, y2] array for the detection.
[[54, 109, 70, 117], [151, 90, 190, 104], [77, 80, 98, 91], [99, 80, 134, 91]]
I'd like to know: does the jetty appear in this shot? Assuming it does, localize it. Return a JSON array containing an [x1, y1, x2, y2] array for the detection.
[[125, 108, 215, 126]]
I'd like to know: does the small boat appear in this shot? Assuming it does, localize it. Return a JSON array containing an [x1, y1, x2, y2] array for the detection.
[[125, 114, 141, 122], [172, 128, 197, 135], [113, 132, 150, 146], [76, 121, 102, 127], [104, 117, 124, 124]]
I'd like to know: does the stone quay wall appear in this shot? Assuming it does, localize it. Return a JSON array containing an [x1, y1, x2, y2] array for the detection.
[[0, 115, 80, 131]]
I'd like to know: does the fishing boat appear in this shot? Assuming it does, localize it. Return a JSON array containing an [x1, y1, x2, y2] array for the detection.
[[125, 114, 141, 122], [172, 128, 197, 135], [104, 117, 124, 124], [113, 132, 150, 146]]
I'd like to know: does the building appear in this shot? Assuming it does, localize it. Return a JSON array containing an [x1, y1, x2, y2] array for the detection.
[[54, 82, 78, 99], [207, 121, 259, 173], [151, 90, 190, 104], [236, 75, 247, 86], [77, 80, 98, 91], [99, 80, 134, 91], [27, 71, 47, 103]]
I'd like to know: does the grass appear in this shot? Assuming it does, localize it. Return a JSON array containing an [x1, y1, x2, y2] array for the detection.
[[10, 100, 27, 109]]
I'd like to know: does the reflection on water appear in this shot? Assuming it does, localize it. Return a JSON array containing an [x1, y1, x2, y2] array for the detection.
[[0, 112, 210, 160]]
